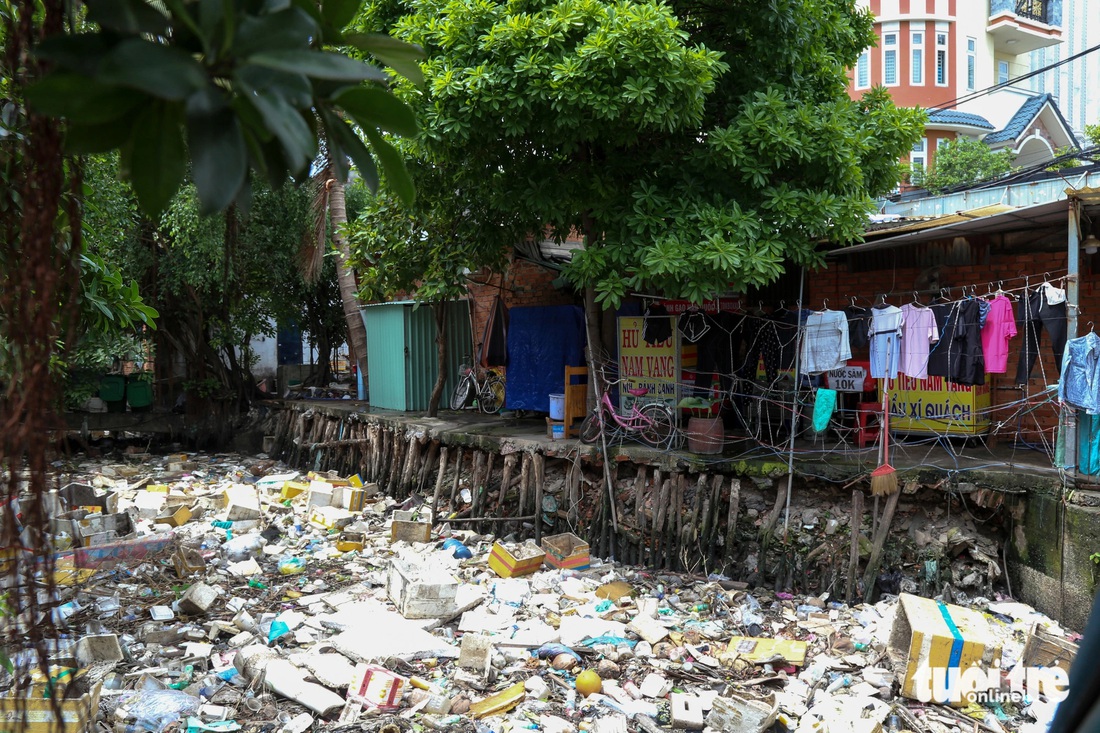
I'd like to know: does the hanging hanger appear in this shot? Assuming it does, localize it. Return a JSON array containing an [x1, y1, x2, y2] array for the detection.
[[937, 287, 950, 303], [911, 291, 924, 307], [849, 295, 857, 308], [821, 298, 829, 312]]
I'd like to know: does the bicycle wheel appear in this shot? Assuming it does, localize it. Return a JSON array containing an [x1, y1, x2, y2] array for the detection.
[[638, 403, 677, 448], [479, 375, 506, 414], [450, 378, 472, 411], [579, 410, 603, 444]]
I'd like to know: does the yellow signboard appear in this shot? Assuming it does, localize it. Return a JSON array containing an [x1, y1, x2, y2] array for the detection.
[[885, 374, 990, 435], [618, 316, 678, 409]]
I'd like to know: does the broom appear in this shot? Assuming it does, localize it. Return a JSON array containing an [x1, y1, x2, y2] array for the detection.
[[870, 374, 898, 496]]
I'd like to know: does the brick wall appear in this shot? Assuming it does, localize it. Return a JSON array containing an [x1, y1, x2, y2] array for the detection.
[[806, 245, 1100, 442], [467, 254, 581, 371]]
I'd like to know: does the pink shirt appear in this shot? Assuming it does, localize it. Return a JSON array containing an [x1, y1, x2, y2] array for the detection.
[[981, 295, 1017, 373], [900, 304, 939, 380]]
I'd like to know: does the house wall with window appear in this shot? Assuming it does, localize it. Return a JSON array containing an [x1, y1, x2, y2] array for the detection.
[[848, 0, 1064, 177]]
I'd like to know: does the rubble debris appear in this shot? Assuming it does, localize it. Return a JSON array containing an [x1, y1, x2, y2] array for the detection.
[[11, 449, 1074, 733]]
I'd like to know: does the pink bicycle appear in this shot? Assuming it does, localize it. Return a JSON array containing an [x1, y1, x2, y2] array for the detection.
[[578, 381, 679, 449]]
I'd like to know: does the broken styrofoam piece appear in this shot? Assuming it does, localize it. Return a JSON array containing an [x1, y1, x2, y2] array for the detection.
[[626, 615, 670, 645], [640, 673, 672, 699], [704, 691, 778, 733], [326, 601, 458, 662], [670, 693, 704, 729], [235, 646, 345, 717], [178, 582, 219, 615], [458, 634, 494, 679], [75, 634, 123, 666]]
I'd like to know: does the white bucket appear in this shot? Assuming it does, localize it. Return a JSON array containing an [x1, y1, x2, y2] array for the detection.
[[549, 393, 565, 420]]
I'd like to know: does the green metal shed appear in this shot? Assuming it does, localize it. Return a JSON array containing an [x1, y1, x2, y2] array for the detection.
[[360, 300, 473, 411]]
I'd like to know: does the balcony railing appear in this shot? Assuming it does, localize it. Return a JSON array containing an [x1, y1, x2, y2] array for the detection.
[[1014, 0, 1049, 23]]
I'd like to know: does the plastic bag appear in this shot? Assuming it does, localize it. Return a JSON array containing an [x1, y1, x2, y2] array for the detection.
[[222, 534, 265, 562], [116, 689, 202, 732], [277, 556, 305, 575]]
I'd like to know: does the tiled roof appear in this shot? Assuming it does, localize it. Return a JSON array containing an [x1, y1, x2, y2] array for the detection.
[[926, 108, 995, 130], [982, 93, 1053, 143]]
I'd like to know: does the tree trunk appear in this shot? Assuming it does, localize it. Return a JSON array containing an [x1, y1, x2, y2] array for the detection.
[[329, 177, 367, 390], [427, 301, 449, 417]]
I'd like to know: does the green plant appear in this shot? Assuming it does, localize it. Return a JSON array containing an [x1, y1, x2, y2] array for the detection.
[[923, 139, 1014, 193]]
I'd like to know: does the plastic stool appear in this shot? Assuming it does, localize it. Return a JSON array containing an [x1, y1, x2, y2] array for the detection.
[[855, 402, 882, 448]]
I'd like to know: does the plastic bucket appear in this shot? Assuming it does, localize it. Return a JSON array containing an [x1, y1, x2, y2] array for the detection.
[[549, 393, 565, 420], [551, 424, 564, 440]]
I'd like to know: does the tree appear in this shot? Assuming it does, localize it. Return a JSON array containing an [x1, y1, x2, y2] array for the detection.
[[1086, 124, 1100, 148], [348, 170, 512, 415], [364, 0, 925, 356], [921, 138, 1014, 193]]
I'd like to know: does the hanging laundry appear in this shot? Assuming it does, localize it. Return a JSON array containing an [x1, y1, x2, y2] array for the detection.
[[677, 310, 710, 343], [775, 308, 811, 370], [845, 305, 871, 350], [812, 388, 838, 433], [642, 303, 672, 345], [1043, 280, 1066, 306], [980, 294, 1017, 374], [740, 317, 781, 383], [899, 303, 938, 380], [800, 309, 851, 374], [1059, 331, 1100, 414], [948, 299, 986, 386], [869, 305, 903, 379], [1078, 412, 1100, 476], [1015, 287, 1068, 384], [926, 301, 955, 379]]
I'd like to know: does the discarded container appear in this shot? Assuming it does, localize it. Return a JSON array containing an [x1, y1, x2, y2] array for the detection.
[[155, 504, 193, 528], [0, 677, 101, 733], [335, 532, 365, 553], [126, 378, 153, 411], [343, 488, 367, 512], [488, 541, 546, 578], [888, 592, 1001, 704], [75, 634, 124, 666], [99, 374, 126, 412], [174, 547, 206, 578], [705, 691, 778, 733], [1021, 623, 1078, 674], [390, 509, 432, 544], [443, 538, 473, 560], [178, 582, 219, 616], [541, 532, 590, 570], [347, 664, 406, 711], [387, 557, 458, 619], [281, 481, 309, 501], [549, 394, 565, 420]]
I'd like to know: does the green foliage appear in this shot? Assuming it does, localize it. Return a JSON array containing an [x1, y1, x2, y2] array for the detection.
[[361, 0, 925, 306], [1086, 124, 1100, 148], [1046, 146, 1083, 171], [27, 0, 424, 217], [922, 138, 1014, 193]]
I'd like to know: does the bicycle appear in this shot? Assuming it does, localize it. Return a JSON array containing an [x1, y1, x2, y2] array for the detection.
[[578, 376, 679, 449], [450, 361, 506, 414]]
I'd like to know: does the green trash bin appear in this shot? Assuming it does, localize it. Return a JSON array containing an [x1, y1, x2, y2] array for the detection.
[[127, 378, 153, 412], [99, 375, 126, 413]]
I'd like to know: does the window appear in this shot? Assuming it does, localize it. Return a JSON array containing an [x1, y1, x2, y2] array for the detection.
[[967, 38, 976, 90], [912, 31, 924, 85], [884, 32, 898, 85], [856, 49, 870, 89], [998, 60, 1010, 84], [910, 138, 928, 184], [935, 31, 948, 86]]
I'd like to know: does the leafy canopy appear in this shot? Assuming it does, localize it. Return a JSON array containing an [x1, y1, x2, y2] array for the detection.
[[364, 0, 925, 306], [27, 0, 425, 217], [921, 138, 1015, 193]]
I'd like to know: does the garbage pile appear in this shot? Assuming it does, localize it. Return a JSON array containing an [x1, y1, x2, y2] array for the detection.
[[2, 452, 1079, 733]]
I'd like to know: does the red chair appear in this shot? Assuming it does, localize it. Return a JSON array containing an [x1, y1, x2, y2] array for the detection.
[[855, 402, 882, 448]]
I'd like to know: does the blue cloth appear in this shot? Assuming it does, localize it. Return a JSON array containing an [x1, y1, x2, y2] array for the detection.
[[1078, 411, 1100, 476], [812, 388, 837, 433], [505, 305, 586, 412], [1059, 332, 1100, 414], [869, 305, 903, 379]]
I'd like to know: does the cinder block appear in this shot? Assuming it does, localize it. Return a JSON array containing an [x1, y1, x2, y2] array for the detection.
[[178, 582, 219, 616], [670, 693, 704, 730]]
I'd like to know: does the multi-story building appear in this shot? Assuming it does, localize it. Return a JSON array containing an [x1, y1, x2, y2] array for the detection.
[[1028, 0, 1100, 137], [848, 0, 1079, 181]]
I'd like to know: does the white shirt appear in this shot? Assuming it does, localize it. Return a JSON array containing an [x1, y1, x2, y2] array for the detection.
[[800, 309, 851, 374]]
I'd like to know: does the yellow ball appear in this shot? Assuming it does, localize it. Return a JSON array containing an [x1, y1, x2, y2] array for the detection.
[[575, 669, 603, 697]]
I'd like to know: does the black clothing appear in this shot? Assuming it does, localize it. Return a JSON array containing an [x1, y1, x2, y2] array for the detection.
[[642, 303, 672, 345], [948, 299, 986, 386], [1015, 289, 1068, 384]]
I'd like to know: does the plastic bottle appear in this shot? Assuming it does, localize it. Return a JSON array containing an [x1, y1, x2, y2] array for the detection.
[[825, 674, 852, 693]]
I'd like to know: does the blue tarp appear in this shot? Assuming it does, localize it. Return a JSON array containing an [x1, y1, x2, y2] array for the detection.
[[505, 305, 586, 412]]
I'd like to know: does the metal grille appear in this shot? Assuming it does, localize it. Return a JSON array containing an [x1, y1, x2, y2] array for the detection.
[[1015, 0, 1049, 23]]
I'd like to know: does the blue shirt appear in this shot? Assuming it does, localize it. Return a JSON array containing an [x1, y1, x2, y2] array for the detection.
[[1060, 332, 1100, 414]]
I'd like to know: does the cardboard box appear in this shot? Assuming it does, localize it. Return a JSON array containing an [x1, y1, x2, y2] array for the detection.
[[541, 532, 590, 570], [1021, 624, 1078, 674], [387, 557, 458, 619], [347, 663, 406, 711], [154, 504, 193, 528], [488, 541, 546, 578], [888, 593, 1001, 704], [0, 677, 101, 733], [390, 509, 432, 544]]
